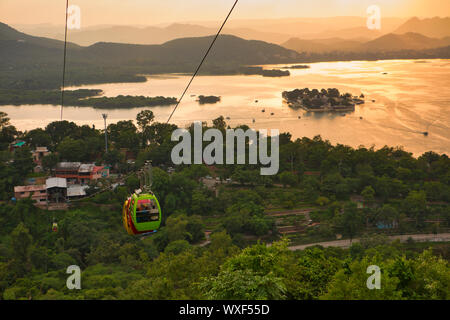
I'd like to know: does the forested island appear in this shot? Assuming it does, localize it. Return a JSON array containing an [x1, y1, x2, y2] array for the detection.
[[197, 95, 221, 105], [0, 89, 177, 108], [283, 88, 364, 112], [0, 110, 449, 300]]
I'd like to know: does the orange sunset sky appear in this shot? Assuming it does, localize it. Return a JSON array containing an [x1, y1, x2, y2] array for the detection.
[[1, 0, 449, 26]]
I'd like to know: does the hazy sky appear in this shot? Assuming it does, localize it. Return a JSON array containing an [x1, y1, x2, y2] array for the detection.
[[1, 0, 449, 26]]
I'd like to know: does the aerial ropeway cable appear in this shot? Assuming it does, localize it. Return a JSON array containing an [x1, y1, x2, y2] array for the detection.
[[58, 1, 239, 235], [60, 0, 69, 121], [166, 0, 239, 124]]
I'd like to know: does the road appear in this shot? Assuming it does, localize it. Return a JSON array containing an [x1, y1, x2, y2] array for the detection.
[[287, 233, 450, 251]]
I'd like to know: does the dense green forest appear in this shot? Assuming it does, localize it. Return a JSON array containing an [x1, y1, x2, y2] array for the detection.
[[0, 110, 449, 299], [0, 201, 448, 300]]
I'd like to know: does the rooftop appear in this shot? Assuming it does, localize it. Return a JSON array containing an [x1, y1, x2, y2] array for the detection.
[[14, 185, 46, 193], [34, 147, 49, 153], [79, 163, 96, 173], [93, 166, 106, 173], [12, 141, 26, 147], [67, 185, 89, 197], [46, 177, 67, 189]]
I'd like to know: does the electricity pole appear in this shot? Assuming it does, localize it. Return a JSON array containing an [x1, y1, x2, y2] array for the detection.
[[102, 114, 108, 153]]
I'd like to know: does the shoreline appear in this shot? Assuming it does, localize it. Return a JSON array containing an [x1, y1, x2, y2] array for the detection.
[[3, 106, 448, 158], [2, 58, 448, 157]]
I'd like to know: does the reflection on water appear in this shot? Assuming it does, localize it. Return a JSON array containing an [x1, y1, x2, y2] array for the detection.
[[2, 59, 449, 156]]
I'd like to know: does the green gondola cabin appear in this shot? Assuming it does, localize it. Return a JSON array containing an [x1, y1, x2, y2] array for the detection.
[[122, 193, 161, 235]]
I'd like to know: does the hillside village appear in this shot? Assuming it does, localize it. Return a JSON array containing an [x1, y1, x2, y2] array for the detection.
[[10, 140, 111, 208]]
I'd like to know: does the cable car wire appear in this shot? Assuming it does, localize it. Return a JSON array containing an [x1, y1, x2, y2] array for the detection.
[[60, 0, 69, 121], [166, 0, 239, 124], [61, 1, 239, 204], [68, 169, 138, 202]]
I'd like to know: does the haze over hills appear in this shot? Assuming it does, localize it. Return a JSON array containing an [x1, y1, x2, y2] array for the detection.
[[283, 32, 450, 54], [281, 16, 450, 53], [70, 24, 292, 46], [11, 16, 450, 47], [0, 22, 79, 50], [12, 16, 407, 46], [394, 17, 450, 38], [188, 16, 405, 38], [304, 27, 383, 41], [282, 38, 362, 54], [364, 32, 450, 52], [14, 22, 293, 46]]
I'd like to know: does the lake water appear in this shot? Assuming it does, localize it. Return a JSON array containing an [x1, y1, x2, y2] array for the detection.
[[2, 59, 449, 156]]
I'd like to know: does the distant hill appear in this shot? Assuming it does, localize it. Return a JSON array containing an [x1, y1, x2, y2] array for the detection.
[[17, 23, 292, 46], [79, 35, 302, 67], [394, 17, 450, 38], [218, 16, 404, 39], [0, 21, 79, 50], [61, 24, 216, 46], [0, 22, 302, 90], [364, 32, 450, 52], [223, 27, 291, 44], [1, 22, 301, 64], [14, 17, 408, 46], [282, 37, 363, 53], [282, 32, 450, 53], [305, 26, 383, 41]]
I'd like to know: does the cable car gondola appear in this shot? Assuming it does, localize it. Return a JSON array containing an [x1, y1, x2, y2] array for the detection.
[[122, 162, 162, 235], [123, 193, 161, 235]]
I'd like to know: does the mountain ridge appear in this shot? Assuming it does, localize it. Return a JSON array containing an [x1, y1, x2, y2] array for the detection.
[[12, 16, 408, 46], [0, 22, 302, 90], [14, 22, 292, 46], [0, 21, 80, 50], [282, 32, 450, 53], [394, 17, 450, 38]]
